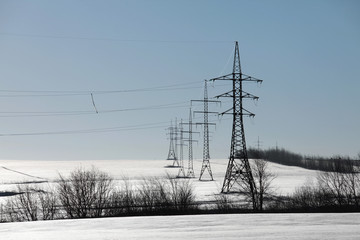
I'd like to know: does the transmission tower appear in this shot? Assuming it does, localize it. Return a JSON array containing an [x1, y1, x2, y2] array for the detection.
[[166, 120, 177, 161], [192, 81, 220, 181], [177, 119, 186, 177], [180, 109, 199, 178], [210, 41, 263, 208], [185, 109, 195, 178], [166, 119, 180, 168]]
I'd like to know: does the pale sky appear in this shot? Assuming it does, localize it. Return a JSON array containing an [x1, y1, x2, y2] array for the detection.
[[0, 0, 359, 160]]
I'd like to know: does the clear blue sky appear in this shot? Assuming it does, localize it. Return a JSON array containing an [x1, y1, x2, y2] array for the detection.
[[0, 0, 359, 160]]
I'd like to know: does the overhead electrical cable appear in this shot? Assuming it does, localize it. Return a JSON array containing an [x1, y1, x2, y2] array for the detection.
[[0, 82, 231, 98], [0, 101, 205, 117], [0, 32, 232, 44], [0, 80, 204, 97], [0, 122, 170, 137], [0, 113, 218, 137]]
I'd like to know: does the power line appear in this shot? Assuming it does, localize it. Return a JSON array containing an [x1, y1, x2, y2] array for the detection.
[[0, 122, 170, 137], [0, 32, 232, 44], [0, 81, 205, 98], [0, 101, 202, 117]]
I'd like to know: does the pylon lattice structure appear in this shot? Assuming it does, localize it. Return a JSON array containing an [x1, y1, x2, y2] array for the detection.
[[186, 109, 195, 178], [166, 120, 177, 161], [210, 41, 262, 209], [166, 119, 180, 167], [192, 81, 220, 181], [180, 109, 199, 178], [177, 119, 186, 177]]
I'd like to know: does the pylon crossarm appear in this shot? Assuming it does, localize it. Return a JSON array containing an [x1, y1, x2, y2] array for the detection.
[[209, 73, 233, 81], [195, 122, 216, 126], [191, 99, 221, 104], [193, 111, 219, 116], [219, 107, 233, 116], [214, 90, 233, 98], [242, 91, 259, 100], [242, 74, 263, 83], [242, 108, 255, 117]]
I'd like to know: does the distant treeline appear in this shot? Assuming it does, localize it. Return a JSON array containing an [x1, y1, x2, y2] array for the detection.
[[248, 147, 360, 172]]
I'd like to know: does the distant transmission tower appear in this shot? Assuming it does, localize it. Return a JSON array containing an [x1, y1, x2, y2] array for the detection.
[[166, 120, 177, 161], [166, 120, 179, 167], [192, 81, 220, 181], [210, 41, 263, 208], [177, 119, 186, 177], [180, 109, 199, 178]]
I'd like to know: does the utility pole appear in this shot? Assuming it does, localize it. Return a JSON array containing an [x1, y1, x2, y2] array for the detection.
[[192, 81, 220, 181], [210, 41, 262, 209]]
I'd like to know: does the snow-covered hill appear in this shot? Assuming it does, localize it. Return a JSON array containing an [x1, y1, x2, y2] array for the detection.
[[0, 159, 359, 239], [0, 158, 317, 200]]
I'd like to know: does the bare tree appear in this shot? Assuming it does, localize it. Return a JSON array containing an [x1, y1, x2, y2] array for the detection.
[[317, 159, 359, 206], [252, 159, 276, 210], [237, 159, 276, 211]]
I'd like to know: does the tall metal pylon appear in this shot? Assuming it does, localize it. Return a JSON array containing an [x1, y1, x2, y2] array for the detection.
[[180, 109, 199, 178], [185, 109, 195, 178], [177, 119, 186, 177], [166, 120, 177, 161], [210, 41, 262, 209], [166, 119, 180, 168], [192, 81, 220, 181]]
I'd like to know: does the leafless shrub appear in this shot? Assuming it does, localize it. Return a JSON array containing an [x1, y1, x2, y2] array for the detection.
[[284, 159, 360, 211], [57, 167, 113, 218], [4, 185, 39, 221], [166, 174, 196, 212], [317, 159, 360, 206], [105, 177, 138, 216], [214, 194, 235, 212], [38, 187, 59, 220]]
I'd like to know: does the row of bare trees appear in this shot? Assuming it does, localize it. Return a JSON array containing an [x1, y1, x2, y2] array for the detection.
[[1, 156, 358, 222], [0, 168, 197, 222], [289, 159, 360, 210], [226, 157, 359, 212]]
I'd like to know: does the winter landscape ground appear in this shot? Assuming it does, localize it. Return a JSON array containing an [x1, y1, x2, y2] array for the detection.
[[0, 158, 359, 239]]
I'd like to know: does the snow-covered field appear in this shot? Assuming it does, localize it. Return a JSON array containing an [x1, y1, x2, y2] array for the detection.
[[1, 213, 359, 240], [0, 158, 318, 200], [1, 159, 359, 239]]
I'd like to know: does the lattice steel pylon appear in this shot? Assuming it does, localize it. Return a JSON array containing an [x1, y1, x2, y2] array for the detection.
[[192, 81, 220, 181], [166, 120, 177, 161], [210, 41, 263, 209], [186, 109, 195, 178], [166, 120, 180, 167], [177, 119, 186, 177], [180, 109, 199, 178]]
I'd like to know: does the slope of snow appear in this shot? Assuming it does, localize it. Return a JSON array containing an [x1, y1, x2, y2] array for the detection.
[[0, 159, 358, 239], [1, 213, 359, 240], [0, 158, 318, 201]]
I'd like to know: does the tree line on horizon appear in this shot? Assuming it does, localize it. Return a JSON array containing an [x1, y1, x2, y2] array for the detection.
[[248, 147, 360, 172]]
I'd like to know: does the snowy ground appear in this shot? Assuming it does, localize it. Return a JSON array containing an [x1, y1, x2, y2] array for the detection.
[[0, 158, 318, 202], [1, 213, 359, 240], [2, 159, 358, 239]]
